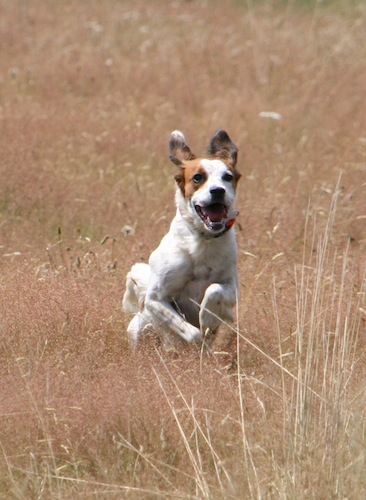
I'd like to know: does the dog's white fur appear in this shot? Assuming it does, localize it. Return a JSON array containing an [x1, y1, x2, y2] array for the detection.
[[122, 130, 241, 347]]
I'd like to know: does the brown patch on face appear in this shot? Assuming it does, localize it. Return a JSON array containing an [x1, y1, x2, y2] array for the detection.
[[230, 165, 241, 187], [175, 159, 208, 199], [174, 170, 185, 193]]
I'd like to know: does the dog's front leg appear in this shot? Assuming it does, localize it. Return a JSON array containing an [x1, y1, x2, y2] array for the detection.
[[145, 295, 202, 343], [199, 282, 237, 335]]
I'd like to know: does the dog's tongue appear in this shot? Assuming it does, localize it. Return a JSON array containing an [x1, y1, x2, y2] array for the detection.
[[202, 203, 227, 222]]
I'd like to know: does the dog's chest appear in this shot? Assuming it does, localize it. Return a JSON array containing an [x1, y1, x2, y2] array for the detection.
[[192, 263, 213, 281], [181, 242, 228, 300], [188, 262, 214, 297], [174, 256, 225, 327]]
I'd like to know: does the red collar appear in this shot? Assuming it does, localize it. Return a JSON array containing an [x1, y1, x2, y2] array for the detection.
[[212, 213, 238, 238]]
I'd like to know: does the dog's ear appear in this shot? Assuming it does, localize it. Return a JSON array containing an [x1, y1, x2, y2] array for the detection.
[[208, 130, 238, 168], [169, 130, 196, 166]]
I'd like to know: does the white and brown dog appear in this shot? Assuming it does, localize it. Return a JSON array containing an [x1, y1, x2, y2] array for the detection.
[[122, 130, 241, 347]]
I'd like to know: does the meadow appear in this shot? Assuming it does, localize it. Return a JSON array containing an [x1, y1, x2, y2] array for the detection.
[[0, 0, 365, 497]]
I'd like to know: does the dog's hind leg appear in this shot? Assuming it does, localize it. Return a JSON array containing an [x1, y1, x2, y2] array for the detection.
[[122, 263, 150, 313], [122, 263, 152, 346]]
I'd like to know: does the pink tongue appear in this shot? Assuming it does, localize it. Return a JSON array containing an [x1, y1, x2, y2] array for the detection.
[[202, 204, 227, 222]]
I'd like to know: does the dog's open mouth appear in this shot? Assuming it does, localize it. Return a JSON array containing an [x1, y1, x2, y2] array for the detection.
[[195, 203, 228, 230]]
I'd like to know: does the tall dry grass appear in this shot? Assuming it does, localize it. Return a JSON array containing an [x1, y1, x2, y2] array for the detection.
[[0, 0, 366, 497]]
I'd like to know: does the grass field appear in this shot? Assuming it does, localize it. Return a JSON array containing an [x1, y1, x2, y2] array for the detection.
[[1, 0, 365, 497]]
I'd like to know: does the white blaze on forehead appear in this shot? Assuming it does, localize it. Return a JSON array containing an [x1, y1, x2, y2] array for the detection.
[[199, 159, 232, 185]]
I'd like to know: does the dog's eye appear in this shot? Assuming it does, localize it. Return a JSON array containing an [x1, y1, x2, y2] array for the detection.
[[192, 173, 204, 184], [223, 172, 234, 182]]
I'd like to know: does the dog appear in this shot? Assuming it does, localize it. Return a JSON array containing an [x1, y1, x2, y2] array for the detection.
[[122, 130, 241, 348]]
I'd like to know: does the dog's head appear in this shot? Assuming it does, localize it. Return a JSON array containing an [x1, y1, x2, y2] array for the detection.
[[169, 130, 241, 237]]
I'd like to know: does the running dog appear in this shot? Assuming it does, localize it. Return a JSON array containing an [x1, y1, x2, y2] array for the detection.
[[122, 130, 241, 347]]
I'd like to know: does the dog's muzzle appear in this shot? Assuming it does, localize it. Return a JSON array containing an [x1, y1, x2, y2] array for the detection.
[[194, 203, 229, 231]]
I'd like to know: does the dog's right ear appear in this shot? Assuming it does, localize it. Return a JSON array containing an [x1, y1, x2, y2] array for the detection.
[[169, 130, 196, 166]]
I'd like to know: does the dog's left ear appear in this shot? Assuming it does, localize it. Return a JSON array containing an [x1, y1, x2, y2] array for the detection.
[[169, 130, 196, 166], [208, 130, 238, 168]]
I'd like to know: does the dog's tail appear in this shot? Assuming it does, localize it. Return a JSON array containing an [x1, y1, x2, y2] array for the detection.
[[122, 263, 150, 313]]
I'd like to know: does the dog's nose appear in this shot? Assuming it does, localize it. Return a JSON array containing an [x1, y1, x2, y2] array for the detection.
[[210, 186, 225, 196], [210, 186, 225, 199]]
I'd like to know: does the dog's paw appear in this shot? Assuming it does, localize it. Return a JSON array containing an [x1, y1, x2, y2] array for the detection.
[[126, 312, 153, 347], [200, 285, 234, 332], [199, 308, 221, 333], [183, 323, 202, 343]]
